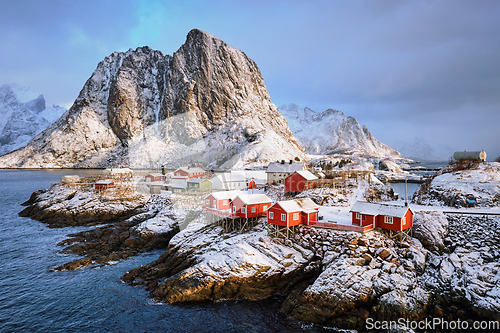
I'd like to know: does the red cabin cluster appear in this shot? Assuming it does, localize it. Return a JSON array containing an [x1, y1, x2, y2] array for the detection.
[[203, 191, 272, 219], [349, 201, 413, 232]]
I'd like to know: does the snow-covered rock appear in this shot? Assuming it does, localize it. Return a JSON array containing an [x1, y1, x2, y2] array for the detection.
[[414, 162, 500, 207], [123, 220, 317, 303], [0, 30, 304, 169], [19, 184, 150, 227], [0, 83, 65, 155], [413, 211, 448, 252], [379, 159, 403, 173], [279, 103, 400, 158]]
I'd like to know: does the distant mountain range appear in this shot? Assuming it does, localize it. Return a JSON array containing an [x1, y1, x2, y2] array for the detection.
[[0, 30, 402, 169], [278, 103, 400, 158], [0, 84, 66, 156]]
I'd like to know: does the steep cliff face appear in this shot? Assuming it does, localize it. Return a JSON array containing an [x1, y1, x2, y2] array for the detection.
[[279, 103, 400, 158], [0, 29, 304, 169]]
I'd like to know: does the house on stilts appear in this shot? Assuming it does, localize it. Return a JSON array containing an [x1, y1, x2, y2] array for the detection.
[[349, 201, 414, 240], [267, 197, 319, 239], [203, 191, 272, 232]]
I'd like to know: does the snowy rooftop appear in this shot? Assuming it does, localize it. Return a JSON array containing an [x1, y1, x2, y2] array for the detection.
[[208, 190, 244, 201], [176, 166, 205, 174], [147, 173, 164, 177], [350, 201, 412, 218], [236, 193, 272, 205], [211, 171, 247, 182], [294, 170, 318, 180], [274, 197, 319, 213], [102, 168, 133, 174], [266, 162, 305, 173], [95, 180, 114, 185]]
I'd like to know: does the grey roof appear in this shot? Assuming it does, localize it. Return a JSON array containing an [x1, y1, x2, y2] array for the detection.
[[266, 162, 305, 173], [171, 181, 187, 189], [349, 201, 413, 218], [187, 177, 210, 184]]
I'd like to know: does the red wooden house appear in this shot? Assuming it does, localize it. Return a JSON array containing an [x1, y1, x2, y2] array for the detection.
[[203, 190, 243, 218], [145, 173, 166, 182], [349, 201, 413, 232], [267, 198, 319, 227], [284, 170, 318, 193], [173, 166, 205, 179], [95, 180, 115, 191], [231, 194, 272, 219]]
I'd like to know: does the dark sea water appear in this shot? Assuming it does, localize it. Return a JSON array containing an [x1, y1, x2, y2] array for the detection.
[[0, 170, 335, 333]]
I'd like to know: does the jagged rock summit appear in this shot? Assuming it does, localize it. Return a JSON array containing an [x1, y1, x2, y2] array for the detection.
[[279, 103, 401, 158], [0, 29, 304, 169], [0, 84, 65, 156]]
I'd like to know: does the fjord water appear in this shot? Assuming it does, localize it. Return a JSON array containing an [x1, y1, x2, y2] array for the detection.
[[0, 170, 331, 333]]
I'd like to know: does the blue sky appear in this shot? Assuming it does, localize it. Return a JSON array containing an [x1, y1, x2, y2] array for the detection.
[[1, 0, 499, 160]]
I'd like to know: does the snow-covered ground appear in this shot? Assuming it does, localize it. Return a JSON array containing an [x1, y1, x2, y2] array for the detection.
[[414, 162, 500, 208]]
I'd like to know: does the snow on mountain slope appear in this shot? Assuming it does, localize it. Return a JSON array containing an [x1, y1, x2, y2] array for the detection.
[[0, 84, 66, 155], [0, 29, 304, 169], [279, 103, 400, 158]]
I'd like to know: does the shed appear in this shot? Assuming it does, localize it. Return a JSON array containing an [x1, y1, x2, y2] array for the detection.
[[268, 197, 319, 227], [284, 170, 318, 193], [95, 180, 115, 191], [61, 175, 80, 184], [349, 201, 413, 231]]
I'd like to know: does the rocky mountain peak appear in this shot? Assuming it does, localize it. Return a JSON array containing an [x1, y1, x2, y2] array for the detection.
[[279, 103, 400, 157], [0, 30, 304, 169]]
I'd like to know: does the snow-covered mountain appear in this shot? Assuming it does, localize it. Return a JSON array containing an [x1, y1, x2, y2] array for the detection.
[[0, 84, 66, 155], [0, 29, 304, 169], [279, 103, 400, 158]]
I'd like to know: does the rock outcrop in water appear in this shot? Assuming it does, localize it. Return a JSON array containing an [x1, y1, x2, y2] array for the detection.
[[0, 29, 304, 169], [20, 185, 180, 270]]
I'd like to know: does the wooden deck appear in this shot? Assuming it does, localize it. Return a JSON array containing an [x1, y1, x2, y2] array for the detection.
[[307, 221, 374, 233]]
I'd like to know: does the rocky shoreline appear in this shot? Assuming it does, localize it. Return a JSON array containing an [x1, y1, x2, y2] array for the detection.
[[19, 185, 180, 270], [19, 179, 500, 331]]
